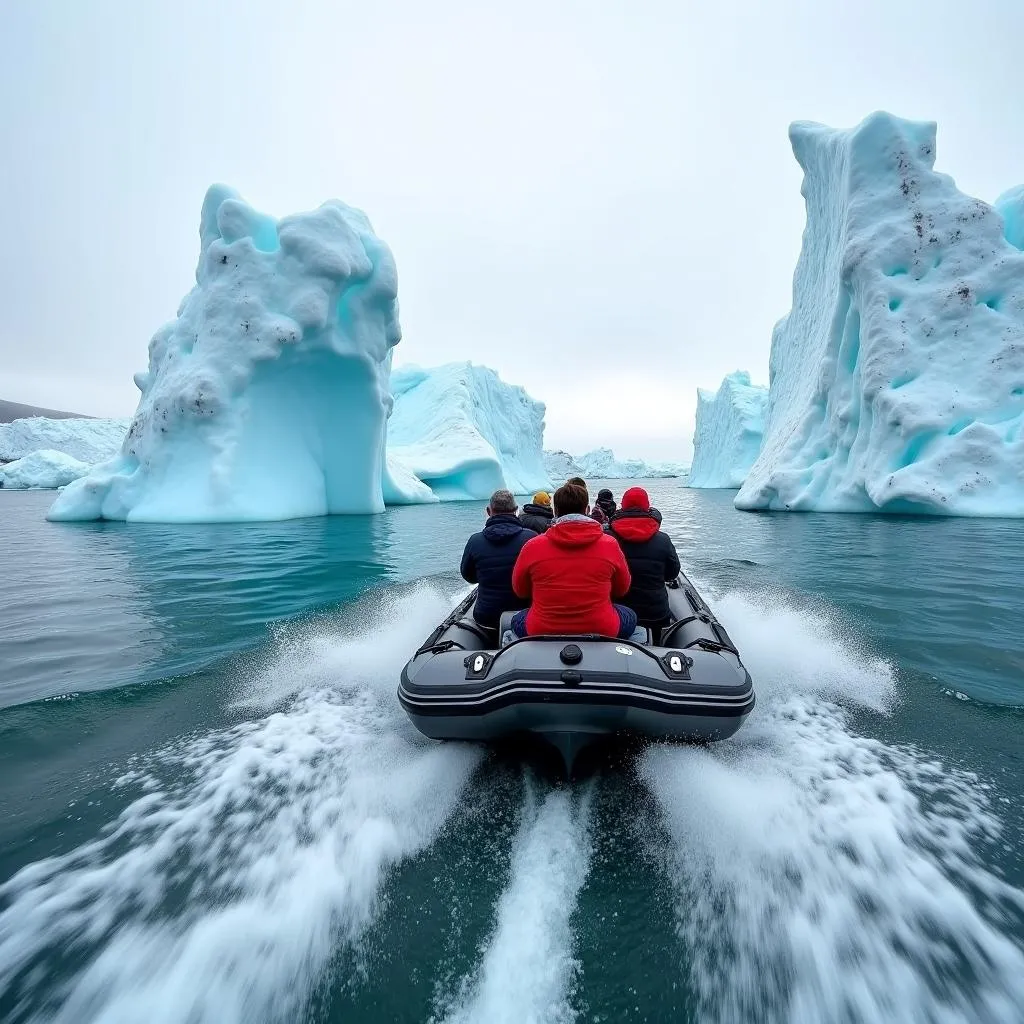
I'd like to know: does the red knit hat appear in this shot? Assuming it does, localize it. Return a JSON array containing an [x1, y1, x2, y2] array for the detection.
[[621, 486, 650, 510]]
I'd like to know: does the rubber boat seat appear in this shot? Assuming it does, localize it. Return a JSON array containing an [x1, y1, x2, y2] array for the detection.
[[498, 611, 518, 646], [495, 612, 653, 647]]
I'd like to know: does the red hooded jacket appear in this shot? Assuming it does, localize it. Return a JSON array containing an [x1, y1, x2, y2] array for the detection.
[[512, 514, 631, 635]]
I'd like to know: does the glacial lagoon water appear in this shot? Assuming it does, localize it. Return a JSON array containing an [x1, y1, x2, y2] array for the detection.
[[1, 482, 1023, 1023]]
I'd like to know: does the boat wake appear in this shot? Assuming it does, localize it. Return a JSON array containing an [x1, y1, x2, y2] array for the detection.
[[436, 779, 594, 1024], [642, 588, 1024, 1024], [4, 578, 1023, 1024], [0, 585, 481, 1024]]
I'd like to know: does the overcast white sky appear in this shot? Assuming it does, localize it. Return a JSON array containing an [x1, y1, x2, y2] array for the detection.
[[2, 0, 1022, 461]]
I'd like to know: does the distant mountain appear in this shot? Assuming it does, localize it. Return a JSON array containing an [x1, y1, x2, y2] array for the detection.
[[0, 399, 88, 423]]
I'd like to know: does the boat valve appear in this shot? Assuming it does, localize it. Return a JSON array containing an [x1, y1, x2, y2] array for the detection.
[[559, 644, 583, 665], [660, 651, 693, 680], [464, 652, 494, 679]]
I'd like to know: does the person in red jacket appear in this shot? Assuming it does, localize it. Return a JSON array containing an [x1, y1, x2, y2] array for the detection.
[[510, 482, 637, 638]]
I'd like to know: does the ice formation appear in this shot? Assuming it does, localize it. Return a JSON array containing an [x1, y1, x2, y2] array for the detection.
[[543, 448, 686, 481], [688, 371, 768, 488], [542, 450, 579, 482], [385, 363, 550, 501], [49, 186, 401, 522], [0, 450, 91, 489], [736, 112, 1024, 516], [0, 416, 128, 464], [995, 186, 1024, 251]]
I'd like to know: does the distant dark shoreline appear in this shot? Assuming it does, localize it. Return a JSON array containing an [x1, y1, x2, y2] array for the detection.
[[0, 399, 89, 423]]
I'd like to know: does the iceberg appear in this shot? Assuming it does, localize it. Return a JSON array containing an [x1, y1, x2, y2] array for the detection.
[[385, 363, 550, 501], [688, 371, 768, 488], [0, 416, 129, 465], [0, 450, 92, 490], [576, 448, 686, 480], [543, 448, 687, 481], [49, 185, 401, 522], [736, 112, 1024, 517], [542, 450, 580, 482], [995, 185, 1024, 251]]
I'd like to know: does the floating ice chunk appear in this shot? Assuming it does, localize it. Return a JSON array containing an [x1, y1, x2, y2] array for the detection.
[[688, 371, 767, 489], [0, 416, 128, 464], [49, 186, 401, 522], [385, 363, 550, 501], [736, 112, 1024, 516], [0, 450, 92, 489]]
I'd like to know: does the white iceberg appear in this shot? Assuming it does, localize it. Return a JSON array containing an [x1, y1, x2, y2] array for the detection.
[[385, 362, 550, 501], [576, 448, 686, 480], [49, 185, 401, 522], [0, 450, 92, 490], [688, 371, 767, 488], [543, 448, 686, 481], [736, 112, 1024, 517], [542, 450, 580, 482], [0, 416, 129, 464]]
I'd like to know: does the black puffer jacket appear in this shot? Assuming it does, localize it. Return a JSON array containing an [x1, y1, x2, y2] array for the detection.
[[607, 509, 681, 623], [518, 503, 554, 534], [592, 495, 617, 522], [460, 514, 537, 627]]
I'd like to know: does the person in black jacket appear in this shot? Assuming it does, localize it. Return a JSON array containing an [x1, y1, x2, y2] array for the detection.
[[518, 490, 554, 533], [460, 489, 537, 628], [590, 488, 617, 526], [607, 486, 681, 631]]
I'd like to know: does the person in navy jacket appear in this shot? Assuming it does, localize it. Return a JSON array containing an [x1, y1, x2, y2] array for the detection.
[[460, 489, 537, 628]]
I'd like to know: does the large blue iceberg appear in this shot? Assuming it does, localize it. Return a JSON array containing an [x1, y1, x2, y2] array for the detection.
[[49, 186, 401, 522], [688, 371, 767, 489], [736, 113, 1024, 517], [385, 362, 550, 501], [12, 361, 554, 505]]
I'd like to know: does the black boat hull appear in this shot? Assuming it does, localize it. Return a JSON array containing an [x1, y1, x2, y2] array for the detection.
[[398, 574, 754, 772]]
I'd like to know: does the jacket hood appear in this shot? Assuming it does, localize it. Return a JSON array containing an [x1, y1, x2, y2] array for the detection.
[[610, 510, 660, 543], [483, 513, 528, 542], [547, 514, 605, 549], [521, 503, 554, 518]]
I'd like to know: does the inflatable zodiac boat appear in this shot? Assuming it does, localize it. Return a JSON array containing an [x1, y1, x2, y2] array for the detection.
[[398, 573, 754, 772]]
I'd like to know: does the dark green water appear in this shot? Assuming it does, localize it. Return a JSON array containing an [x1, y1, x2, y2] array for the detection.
[[1, 483, 1022, 1023]]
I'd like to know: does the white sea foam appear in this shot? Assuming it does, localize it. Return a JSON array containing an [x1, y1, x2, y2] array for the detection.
[[439, 781, 594, 1024], [643, 590, 1024, 1024], [0, 586, 480, 1024]]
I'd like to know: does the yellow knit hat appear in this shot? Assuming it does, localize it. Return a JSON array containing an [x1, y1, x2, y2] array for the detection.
[[532, 490, 551, 506]]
